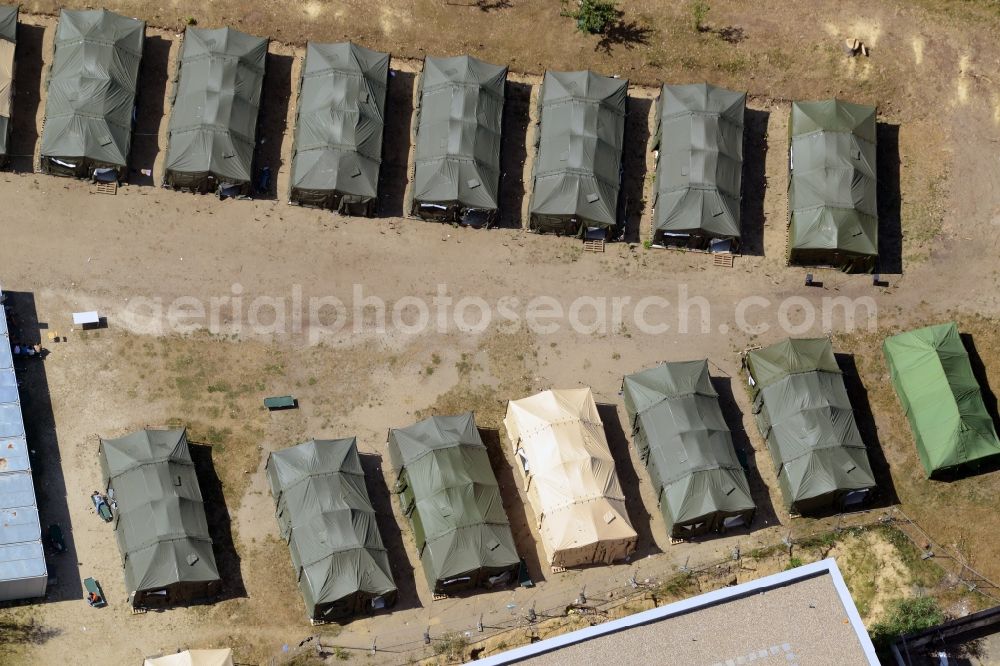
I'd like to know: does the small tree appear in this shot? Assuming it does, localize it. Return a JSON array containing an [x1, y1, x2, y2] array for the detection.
[[869, 597, 945, 650], [690, 0, 710, 32], [570, 0, 620, 35]]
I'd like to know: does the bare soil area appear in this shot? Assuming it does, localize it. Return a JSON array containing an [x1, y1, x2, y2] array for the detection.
[[2, 1, 1000, 665]]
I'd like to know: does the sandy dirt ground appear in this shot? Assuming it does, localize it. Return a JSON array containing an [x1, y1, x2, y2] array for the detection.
[[2, 1, 1000, 664]]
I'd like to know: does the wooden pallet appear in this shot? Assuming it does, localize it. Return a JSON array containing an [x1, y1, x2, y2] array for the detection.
[[550, 566, 566, 574], [130, 606, 148, 615], [713, 253, 734, 268], [431, 592, 448, 601], [95, 181, 118, 195], [583, 239, 605, 253], [669, 537, 686, 545]]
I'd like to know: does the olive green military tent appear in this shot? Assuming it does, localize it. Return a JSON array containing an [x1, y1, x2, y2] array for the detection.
[[164, 27, 267, 196], [0, 5, 16, 168], [504, 388, 637, 568], [266, 438, 396, 621], [652, 83, 744, 251], [744, 339, 876, 514], [388, 413, 519, 594], [290, 42, 389, 215], [410, 55, 506, 227], [40, 9, 144, 180], [883, 323, 1000, 477], [528, 70, 627, 238], [788, 99, 877, 272], [99, 428, 220, 608], [622, 361, 755, 539]]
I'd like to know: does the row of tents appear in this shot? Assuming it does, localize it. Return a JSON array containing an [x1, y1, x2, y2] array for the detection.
[[90, 324, 1000, 618], [2, 7, 881, 270]]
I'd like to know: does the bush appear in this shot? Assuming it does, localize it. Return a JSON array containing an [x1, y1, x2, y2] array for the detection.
[[569, 0, 620, 35], [690, 0, 709, 32], [869, 597, 944, 650]]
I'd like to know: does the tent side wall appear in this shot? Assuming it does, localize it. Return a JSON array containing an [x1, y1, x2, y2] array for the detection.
[[132, 578, 221, 609]]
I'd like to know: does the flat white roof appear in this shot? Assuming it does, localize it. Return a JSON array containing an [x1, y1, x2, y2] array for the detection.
[[0, 287, 46, 595], [0, 541, 46, 582], [477, 558, 878, 665]]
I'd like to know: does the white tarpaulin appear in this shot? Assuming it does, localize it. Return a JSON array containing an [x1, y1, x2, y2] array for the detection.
[[504, 388, 636, 568], [144, 649, 234, 666]]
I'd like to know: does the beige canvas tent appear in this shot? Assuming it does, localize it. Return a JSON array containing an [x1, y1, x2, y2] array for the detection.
[[144, 649, 233, 666], [504, 388, 637, 568]]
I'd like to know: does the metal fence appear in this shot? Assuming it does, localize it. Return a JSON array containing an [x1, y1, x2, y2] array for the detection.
[[273, 505, 1000, 665]]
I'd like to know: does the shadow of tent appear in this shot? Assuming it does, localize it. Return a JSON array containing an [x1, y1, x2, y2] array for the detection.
[[596, 403, 659, 557], [877, 122, 902, 275], [129, 35, 172, 186], [620, 96, 651, 243], [835, 353, 899, 506], [358, 452, 421, 612], [497, 80, 531, 229], [2, 291, 82, 604], [187, 442, 247, 603], [740, 107, 770, 257], [711, 375, 778, 530], [478, 427, 546, 586], [7, 24, 44, 173], [253, 52, 294, 200], [379, 69, 416, 217]]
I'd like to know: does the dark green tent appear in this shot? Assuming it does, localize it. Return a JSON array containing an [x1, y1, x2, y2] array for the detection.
[[788, 99, 878, 272], [290, 42, 389, 215], [40, 9, 144, 180], [164, 27, 267, 196], [99, 429, 220, 608], [528, 70, 627, 238], [622, 360, 755, 539], [387, 413, 518, 594], [0, 4, 16, 167], [410, 55, 506, 227], [883, 323, 1000, 477], [266, 438, 396, 621], [652, 83, 744, 251], [744, 339, 876, 514]]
